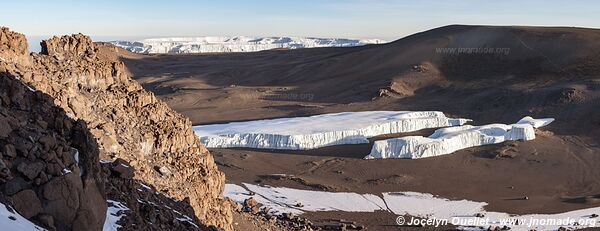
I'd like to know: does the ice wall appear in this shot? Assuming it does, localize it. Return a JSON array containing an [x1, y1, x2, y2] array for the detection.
[[194, 111, 470, 150], [366, 116, 554, 159]]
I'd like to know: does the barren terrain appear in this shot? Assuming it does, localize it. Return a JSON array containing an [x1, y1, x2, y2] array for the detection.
[[118, 25, 600, 229]]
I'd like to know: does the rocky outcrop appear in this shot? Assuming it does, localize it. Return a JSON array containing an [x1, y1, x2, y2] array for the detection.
[[0, 27, 232, 230], [102, 159, 208, 230], [0, 67, 106, 229], [0, 27, 30, 66]]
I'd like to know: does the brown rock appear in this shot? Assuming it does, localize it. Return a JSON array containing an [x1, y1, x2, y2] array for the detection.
[[111, 158, 134, 179], [42, 174, 82, 230], [46, 163, 63, 176], [39, 135, 57, 150], [0, 115, 13, 138], [3, 177, 30, 195], [37, 214, 56, 231], [158, 165, 173, 176], [17, 162, 45, 180], [3, 144, 17, 158], [11, 189, 43, 219], [250, 206, 260, 215], [0, 159, 10, 181], [244, 197, 258, 208]]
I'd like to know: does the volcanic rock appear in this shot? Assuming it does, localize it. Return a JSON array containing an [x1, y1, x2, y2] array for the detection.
[[111, 158, 134, 179], [16, 162, 44, 180], [1, 28, 107, 231], [1, 27, 232, 230], [11, 189, 43, 219]]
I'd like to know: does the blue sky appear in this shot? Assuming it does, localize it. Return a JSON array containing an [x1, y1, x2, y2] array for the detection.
[[2, 0, 600, 41]]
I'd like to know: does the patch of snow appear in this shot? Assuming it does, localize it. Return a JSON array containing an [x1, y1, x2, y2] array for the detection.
[[0, 202, 46, 230], [73, 149, 79, 165], [73, 149, 84, 176], [195, 111, 470, 150], [24, 85, 35, 92], [366, 117, 554, 159], [103, 200, 129, 231], [110, 36, 386, 54], [139, 183, 151, 190], [224, 183, 302, 214], [516, 116, 555, 128], [383, 191, 599, 231], [169, 209, 199, 228], [226, 183, 599, 231], [62, 168, 72, 175], [383, 192, 487, 219], [225, 183, 387, 215], [65, 113, 77, 120], [135, 198, 199, 228]]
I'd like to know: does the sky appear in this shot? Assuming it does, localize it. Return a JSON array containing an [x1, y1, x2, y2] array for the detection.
[[2, 0, 600, 42]]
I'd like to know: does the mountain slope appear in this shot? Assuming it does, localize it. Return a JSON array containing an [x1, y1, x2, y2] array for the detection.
[[119, 24, 600, 217], [123, 25, 600, 138]]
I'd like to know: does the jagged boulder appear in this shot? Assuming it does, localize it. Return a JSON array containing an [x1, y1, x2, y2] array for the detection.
[[0, 27, 31, 66], [40, 33, 95, 58]]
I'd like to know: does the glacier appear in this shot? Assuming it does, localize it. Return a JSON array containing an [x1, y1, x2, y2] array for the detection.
[[110, 36, 386, 54], [365, 116, 555, 159], [193, 111, 471, 150], [225, 183, 600, 231]]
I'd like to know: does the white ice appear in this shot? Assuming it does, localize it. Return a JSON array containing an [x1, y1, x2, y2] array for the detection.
[[383, 191, 599, 231], [225, 183, 599, 231], [366, 116, 554, 159], [110, 36, 386, 54], [103, 200, 129, 231], [0, 202, 46, 230], [194, 111, 470, 150]]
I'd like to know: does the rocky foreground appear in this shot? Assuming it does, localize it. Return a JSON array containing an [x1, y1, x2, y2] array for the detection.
[[0, 27, 232, 230]]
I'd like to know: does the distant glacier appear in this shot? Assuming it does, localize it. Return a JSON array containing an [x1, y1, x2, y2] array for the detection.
[[109, 36, 386, 54]]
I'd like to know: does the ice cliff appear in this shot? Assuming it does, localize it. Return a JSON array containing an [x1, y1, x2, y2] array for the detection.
[[193, 111, 470, 150], [365, 116, 555, 159], [110, 36, 386, 54]]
